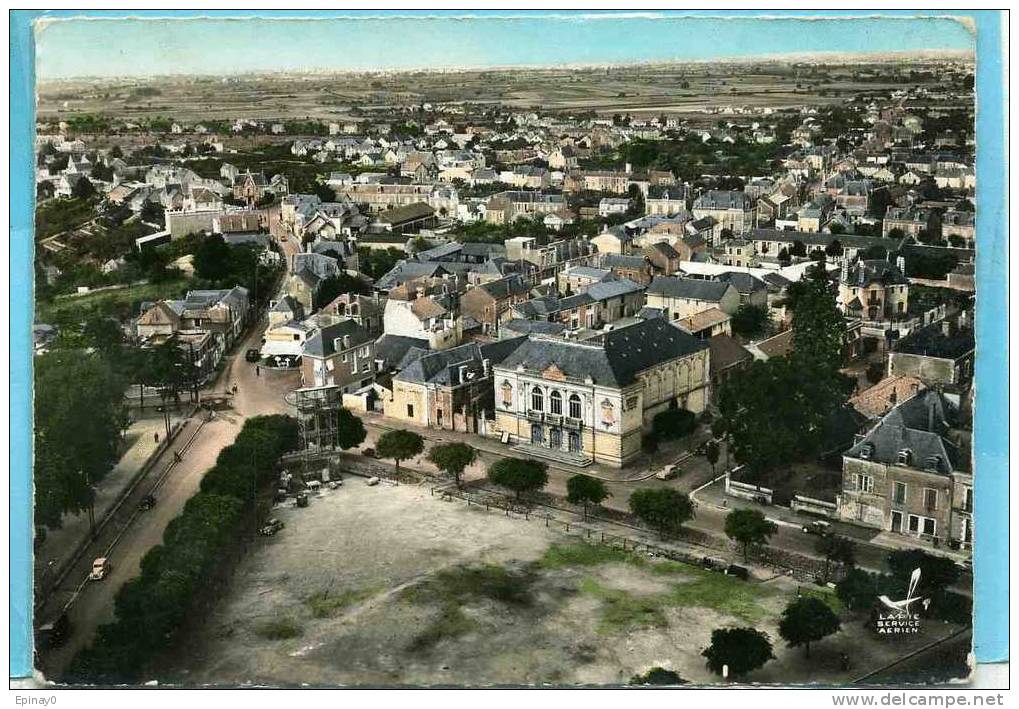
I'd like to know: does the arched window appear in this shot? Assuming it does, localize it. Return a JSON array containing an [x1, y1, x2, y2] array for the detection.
[[531, 386, 544, 412], [568, 393, 582, 420], [550, 390, 562, 415], [501, 380, 513, 408]]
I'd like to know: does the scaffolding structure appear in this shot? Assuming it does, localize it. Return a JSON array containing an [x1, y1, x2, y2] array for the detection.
[[288, 384, 346, 479]]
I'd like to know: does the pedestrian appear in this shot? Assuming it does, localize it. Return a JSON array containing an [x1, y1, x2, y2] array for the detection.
[[256, 365, 260, 377], [154, 432, 159, 444], [232, 383, 238, 394]]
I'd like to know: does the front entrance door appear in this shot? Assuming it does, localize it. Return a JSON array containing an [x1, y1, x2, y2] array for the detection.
[[531, 423, 544, 445], [568, 431, 582, 453], [890, 511, 903, 533], [549, 428, 562, 450]]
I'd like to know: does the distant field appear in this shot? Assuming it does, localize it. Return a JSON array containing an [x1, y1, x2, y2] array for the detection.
[[36, 61, 967, 124]]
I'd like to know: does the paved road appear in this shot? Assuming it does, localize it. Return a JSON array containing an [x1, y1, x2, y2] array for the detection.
[[38, 295, 300, 682]]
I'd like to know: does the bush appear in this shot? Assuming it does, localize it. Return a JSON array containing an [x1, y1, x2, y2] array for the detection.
[[929, 589, 972, 625], [652, 409, 696, 440]]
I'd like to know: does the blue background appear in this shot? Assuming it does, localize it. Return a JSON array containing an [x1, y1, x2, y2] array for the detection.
[[9, 9, 1007, 679]]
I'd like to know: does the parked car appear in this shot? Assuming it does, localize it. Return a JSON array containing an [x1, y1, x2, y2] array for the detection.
[[89, 557, 111, 581], [802, 520, 832, 536], [655, 464, 679, 481], [725, 564, 750, 581], [245, 348, 261, 363], [295, 492, 309, 508], [259, 518, 285, 537], [139, 494, 157, 511], [305, 480, 322, 493], [362, 447, 378, 458], [36, 613, 71, 650], [366, 477, 381, 486], [701, 556, 727, 570]]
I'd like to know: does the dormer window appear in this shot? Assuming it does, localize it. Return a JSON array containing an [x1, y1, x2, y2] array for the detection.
[[859, 443, 875, 460], [896, 449, 912, 466]]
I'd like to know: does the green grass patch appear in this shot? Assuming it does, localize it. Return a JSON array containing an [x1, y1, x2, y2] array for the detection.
[[408, 605, 477, 652], [537, 542, 637, 570], [797, 586, 845, 616], [38, 279, 189, 323], [665, 570, 773, 623], [305, 587, 379, 618], [403, 564, 537, 607], [580, 578, 668, 633], [254, 616, 303, 640]]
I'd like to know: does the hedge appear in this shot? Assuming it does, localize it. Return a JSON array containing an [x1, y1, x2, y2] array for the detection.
[[651, 409, 696, 440], [65, 415, 299, 684]]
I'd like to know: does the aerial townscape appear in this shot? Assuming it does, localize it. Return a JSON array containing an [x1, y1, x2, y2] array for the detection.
[[33, 58, 976, 687]]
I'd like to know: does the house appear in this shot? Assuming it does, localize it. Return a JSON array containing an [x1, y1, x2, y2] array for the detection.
[[232, 171, 270, 206], [557, 266, 614, 296], [383, 338, 525, 433], [883, 206, 939, 239], [676, 307, 732, 339], [691, 190, 756, 240], [849, 375, 926, 421], [795, 195, 835, 232], [484, 191, 565, 224], [382, 280, 463, 351], [887, 319, 975, 387], [491, 317, 711, 467], [590, 226, 633, 255], [319, 293, 386, 336], [598, 197, 631, 217], [510, 278, 645, 332], [600, 254, 654, 286], [708, 334, 754, 393], [715, 271, 769, 308], [838, 389, 971, 551], [643, 242, 683, 276], [371, 202, 437, 234], [300, 320, 376, 392], [261, 319, 317, 362], [838, 259, 910, 322], [941, 210, 975, 248], [460, 274, 533, 336], [645, 276, 740, 321]]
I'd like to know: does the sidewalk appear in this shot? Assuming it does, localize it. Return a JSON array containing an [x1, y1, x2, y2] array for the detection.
[[34, 414, 183, 598]]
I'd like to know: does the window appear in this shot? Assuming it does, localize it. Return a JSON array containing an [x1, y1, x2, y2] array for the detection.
[[907, 515, 920, 533], [360, 346, 370, 357], [501, 381, 513, 408], [923, 488, 938, 511], [550, 390, 562, 415], [568, 394, 582, 420], [293, 334, 301, 341], [891, 510, 904, 533], [341, 353, 349, 363], [922, 518, 936, 536], [963, 487, 973, 513], [893, 481, 907, 504], [326, 360, 335, 371], [896, 449, 912, 466], [855, 473, 874, 493], [531, 386, 544, 412], [407, 404, 414, 418]]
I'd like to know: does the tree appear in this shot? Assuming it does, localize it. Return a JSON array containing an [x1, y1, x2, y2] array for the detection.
[[816, 533, 856, 582], [566, 474, 610, 519], [790, 240, 807, 257], [375, 430, 424, 473], [71, 175, 95, 199], [487, 458, 548, 501], [192, 233, 233, 281], [629, 667, 686, 685], [778, 596, 841, 658], [628, 488, 694, 537], [702, 627, 774, 678], [777, 247, 791, 266], [836, 568, 878, 613], [885, 549, 960, 599], [651, 409, 696, 440], [334, 408, 367, 451], [427, 442, 477, 488], [730, 304, 769, 339], [704, 440, 720, 475], [724, 509, 777, 562], [313, 273, 372, 309]]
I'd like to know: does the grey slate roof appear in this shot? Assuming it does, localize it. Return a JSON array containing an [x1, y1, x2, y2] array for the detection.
[[716, 271, 767, 295], [646, 276, 731, 302], [845, 390, 961, 474], [396, 337, 526, 385], [497, 317, 707, 388], [374, 334, 430, 370], [302, 319, 373, 358], [501, 319, 566, 338]]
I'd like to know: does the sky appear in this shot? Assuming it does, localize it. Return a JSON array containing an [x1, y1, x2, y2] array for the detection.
[[34, 12, 975, 80]]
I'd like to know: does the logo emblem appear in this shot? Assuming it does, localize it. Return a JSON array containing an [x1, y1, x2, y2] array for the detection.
[[875, 568, 929, 635]]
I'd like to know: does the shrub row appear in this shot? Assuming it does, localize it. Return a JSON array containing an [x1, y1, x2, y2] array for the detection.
[[65, 415, 299, 684]]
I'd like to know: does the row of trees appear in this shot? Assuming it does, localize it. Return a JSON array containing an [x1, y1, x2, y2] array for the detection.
[[67, 415, 300, 683]]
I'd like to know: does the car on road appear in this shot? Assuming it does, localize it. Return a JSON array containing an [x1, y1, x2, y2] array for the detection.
[[259, 518, 285, 536], [802, 520, 832, 536], [655, 464, 680, 480], [89, 557, 111, 581], [362, 447, 378, 458], [139, 494, 157, 511], [245, 348, 262, 363], [367, 477, 381, 486]]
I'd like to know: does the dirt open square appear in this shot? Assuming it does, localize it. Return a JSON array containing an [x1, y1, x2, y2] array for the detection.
[[164, 481, 964, 687]]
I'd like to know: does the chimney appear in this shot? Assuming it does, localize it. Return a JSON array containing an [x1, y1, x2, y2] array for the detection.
[[482, 358, 491, 377], [415, 285, 425, 300], [927, 398, 936, 432], [942, 319, 952, 337], [857, 264, 865, 286], [896, 255, 906, 273], [625, 162, 632, 174]]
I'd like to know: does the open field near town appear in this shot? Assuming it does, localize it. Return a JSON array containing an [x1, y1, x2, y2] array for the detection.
[[36, 59, 969, 124], [163, 481, 965, 687]]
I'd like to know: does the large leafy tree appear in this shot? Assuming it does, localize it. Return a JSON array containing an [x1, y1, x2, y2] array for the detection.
[[487, 458, 548, 501], [836, 568, 879, 613], [34, 351, 127, 531], [702, 627, 774, 678], [427, 442, 477, 488], [724, 509, 777, 562], [375, 429, 425, 473], [566, 474, 610, 519], [816, 533, 857, 582], [778, 596, 841, 658], [334, 408, 367, 451], [730, 303, 769, 339], [628, 488, 694, 537], [886, 549, 961, 599]]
